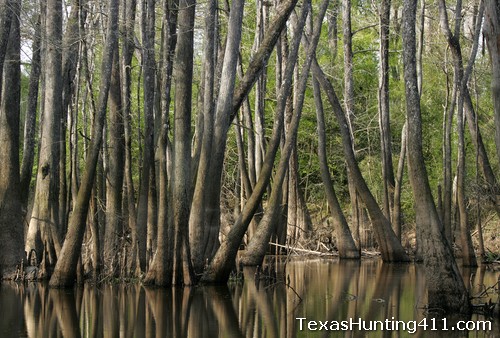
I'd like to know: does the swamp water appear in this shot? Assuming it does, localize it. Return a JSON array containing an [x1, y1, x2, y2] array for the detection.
[[0, 258, 498, 337]]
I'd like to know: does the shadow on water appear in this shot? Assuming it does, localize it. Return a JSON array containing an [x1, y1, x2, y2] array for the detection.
[[0, 259, 498, 337]]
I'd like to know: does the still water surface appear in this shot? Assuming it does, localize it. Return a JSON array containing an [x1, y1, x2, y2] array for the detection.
[[0, 258, 498, 337]]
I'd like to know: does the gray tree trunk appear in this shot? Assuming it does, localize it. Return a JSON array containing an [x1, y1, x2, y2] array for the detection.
[[402, 0, 470, 315], [0, 0, 23, 279], [484, 0, 500, 167], [312, 75, 360, 258], [135, 0, 156, 273], [49, 0, 119, 287], [171, 0, 197, 286], [0, 0, 14, 98], [201, 0, 307, 282], [311, 59, 410, 262], [342, 0, 363, 248], [104, 48, 125, 276], [144, 0, 178, 286], [392, 123, 406, 240], [378, 0, 395, 221], [121, 0, 139, 277], [188, 0, 217, 275], [240, 0, 328, 267], [438, 0, 479, 267], [25, 0, 64, 278], [20, 8, 41, 211]]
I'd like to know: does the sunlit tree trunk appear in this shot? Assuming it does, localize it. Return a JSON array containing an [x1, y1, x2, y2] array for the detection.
[[0, 0, 23, 279], [144, 0, 178, 285], [58, 0, 81, 240], [312, 59, 409, 262], [0, 0, 14, 97], [342, 0, 363, 248], [253, 0, 268, 179], [392, 123, 406, 240], [327, 0, 339, 62], [402, 0, 470, 314], [378, 0, 395, 221], [240, 0, 328, 267], [171, 0, 197, 285], [201, 0, 305, 282], [49, 0, 119, 287], [484, 0, 500, 167], [121, 0, 138, 277], [136, 0, 156, 273], [20, 7, 41, 212], [104, 48, 125, 276], [26, 0, 64, 278], [312, 76, 360, 258], [438, 0, 479, 267], [189, 0, 216, 275]]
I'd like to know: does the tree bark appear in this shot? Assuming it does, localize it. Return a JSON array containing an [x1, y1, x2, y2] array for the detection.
[[120, 0, 138, 277], [25, 0, 64, 278], [135, 0, 156, 273], [49, 0, 119, 287], [0, 0, 14, 99], [171, 0, 196, 286], [201, 0, 309, 283], [240, 0, 328, 267], [402, 0, 470, 314], [342, 0, 363, 249], [104, 48, 125, 276], [144, 0, 178, 286], [392, 123, 406, 240], [378, 0, 395, 221], [188, 0, 217, 275], [0, 0, 23, 279], [312, 75, 360, 258], [20, 8, 42, 211], [438, 0, 480, 267], [311, 59, 410, 262], [483, 0, 500, 167]]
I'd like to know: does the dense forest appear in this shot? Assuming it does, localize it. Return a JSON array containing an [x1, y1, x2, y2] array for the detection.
[[1, 0, 499, 315]]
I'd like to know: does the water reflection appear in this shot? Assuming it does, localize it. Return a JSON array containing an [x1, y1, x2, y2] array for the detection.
[[0, 259, 498, 337]]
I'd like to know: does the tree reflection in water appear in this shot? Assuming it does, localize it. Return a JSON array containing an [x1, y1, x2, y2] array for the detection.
[[0, 259, 498, 337]]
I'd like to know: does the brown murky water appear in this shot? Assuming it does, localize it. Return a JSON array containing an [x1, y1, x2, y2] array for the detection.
[[0, 258, 498, 337]]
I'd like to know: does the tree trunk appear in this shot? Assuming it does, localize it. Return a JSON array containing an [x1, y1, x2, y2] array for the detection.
[[312, 75, 360, 258], [438, 0, 480, 267], [104, 48, 125, 276], [342, 0, 364, 249], [0, 0, 14, 98], [49, 0, 119, 287], [327, 0, 339, 62], [483, 0, 500, 167], [378, 0, 395, 221], [120, 0, 138, 277], [311, 59, 410, 262], [392, 123, 407, 241], [20, 8, 41, 211], [188, 0, 216, 275], [0, 0, 23, 279], [171, 0, 196, 286], [143, 0, 178, 286], [25, 0, 64, 278], [253, 0, 268, 179], [402, 0, 470, 314], [135, 0, 156, 273], [58, 0, 82, 240], [240, 0, 328, 267], [201, 0, 308, 283], [442, 67, 456, 247]]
